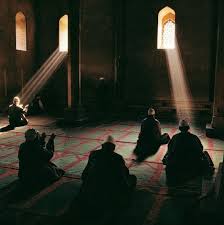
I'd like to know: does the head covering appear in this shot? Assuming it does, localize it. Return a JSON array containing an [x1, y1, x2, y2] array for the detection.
[[104, 135, 115, 144], [13, 96, 20, 105], [102, 135, 115, 151], [179, 119, 190, 131], [25, 128, 38, 141], [148, 107, 155, 116]]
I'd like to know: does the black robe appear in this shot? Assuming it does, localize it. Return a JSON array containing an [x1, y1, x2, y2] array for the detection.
[[79, 143, 136, 210], [164, 131, 205, 184], [18, 138, 63, 186], [8, 104, 28, 127], [134, 116, 169, 161]]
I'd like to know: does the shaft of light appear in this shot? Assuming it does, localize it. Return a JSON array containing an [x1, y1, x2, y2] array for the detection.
[[17, 48, 67, 105], [165, 39, 193, 123], [19, 49, 59, 97]]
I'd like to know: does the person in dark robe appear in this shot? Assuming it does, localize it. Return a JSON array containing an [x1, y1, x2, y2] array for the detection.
[[18, 129, 64, 187], [8, 96, 28, 128], [162, 120, 214, 185], [0, 96, 29, 132], [96, 77, 110, 117], [133, 108, 170, 162], [28, 94, 45, 115], [78, 135, 137, 214]]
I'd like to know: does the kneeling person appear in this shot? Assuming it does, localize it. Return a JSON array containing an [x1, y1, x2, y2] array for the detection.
[[18, 129, 64, 186]]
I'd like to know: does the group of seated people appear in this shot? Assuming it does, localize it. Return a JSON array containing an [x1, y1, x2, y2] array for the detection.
[[1, 98, 215, 213]]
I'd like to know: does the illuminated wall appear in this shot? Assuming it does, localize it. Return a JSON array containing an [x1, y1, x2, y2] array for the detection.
[[0, 0, 36, 108], [16, 12, 27, 51], [59, 15, 68, 52]]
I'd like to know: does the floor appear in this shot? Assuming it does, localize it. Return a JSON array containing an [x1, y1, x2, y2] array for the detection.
[[0, 115, 223, 225]]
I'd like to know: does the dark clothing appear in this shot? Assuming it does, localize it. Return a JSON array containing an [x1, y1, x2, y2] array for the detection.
[[28, 96, 45, 115], [18, 137, 64, 186], [163, 131, 211, 185], [8, 104, 28, 128], [134, 116, 170, 162], [79, 143, 136, 210], [96, 80, 107, 111]]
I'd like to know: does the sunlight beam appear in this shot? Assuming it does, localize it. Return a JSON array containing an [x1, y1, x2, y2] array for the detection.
[[165, 39, 193, 123]]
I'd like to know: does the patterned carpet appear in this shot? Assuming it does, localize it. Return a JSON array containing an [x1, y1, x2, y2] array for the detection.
[[0, 115, 223, 225]]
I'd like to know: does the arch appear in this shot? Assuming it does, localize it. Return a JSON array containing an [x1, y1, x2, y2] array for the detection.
[[59, 15, 68, 52], [16, 12, 27, 51], [157, 6, 175, 49]]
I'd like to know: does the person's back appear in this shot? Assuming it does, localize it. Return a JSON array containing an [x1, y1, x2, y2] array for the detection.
[[81, 147, 129, 203], [167, 132, 203, 169], [80, 136, 136, 210], [134, 108, 170, 162], [138, 116, 161, 145], [164, 120, 205, 185]]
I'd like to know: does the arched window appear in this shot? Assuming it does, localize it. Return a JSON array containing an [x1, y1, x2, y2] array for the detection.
[[16, 12, 27, 51], [59, 15, 68, 52], [157, 7, 175, 49]]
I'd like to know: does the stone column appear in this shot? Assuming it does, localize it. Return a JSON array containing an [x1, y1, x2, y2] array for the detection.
[[211, 0, 224, 131], [113, 0, 126, 101], [65, 0, 87, 123]]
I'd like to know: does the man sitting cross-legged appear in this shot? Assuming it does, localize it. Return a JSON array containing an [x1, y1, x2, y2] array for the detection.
[[78, 135, 137, 215], [133, 107, 170, 162], [163, 120, 214, 186]]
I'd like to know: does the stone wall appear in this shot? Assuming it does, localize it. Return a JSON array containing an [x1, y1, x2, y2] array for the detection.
[[0, 0, 36, 108]]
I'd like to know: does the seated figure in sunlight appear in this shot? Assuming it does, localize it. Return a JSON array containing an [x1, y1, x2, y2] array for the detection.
[[8, 96, 29, 128], [133, 107, 170, 162], [162, 120, 214, 185], [18, 129, 64, 187], [79, 135, 137, 212]]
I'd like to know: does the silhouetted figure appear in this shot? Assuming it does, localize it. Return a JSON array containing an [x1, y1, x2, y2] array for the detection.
[[133, 108, 170, 162], [18, 129, 64, 187], [78, 136, 137, 216], [28, 94, 45, 115], [163, 120, 214, 185], [96, 77, 108, 117], [0, 96, 28, 132]]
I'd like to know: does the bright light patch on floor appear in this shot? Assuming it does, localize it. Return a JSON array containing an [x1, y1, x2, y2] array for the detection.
[[59, 15, 68, 52]]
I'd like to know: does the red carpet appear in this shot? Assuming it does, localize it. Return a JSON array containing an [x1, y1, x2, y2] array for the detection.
[[0, 116, 224, 225]]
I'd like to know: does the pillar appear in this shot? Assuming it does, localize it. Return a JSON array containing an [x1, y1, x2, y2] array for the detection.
[[64, 0, 87, 123], [210, 0, 224, 131]]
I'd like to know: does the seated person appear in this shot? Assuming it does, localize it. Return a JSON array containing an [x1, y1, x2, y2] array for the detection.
[[133, 107, 170, 162], [8, 96, 29, 128], [163, 120, 214, 185], [79, 136, 137, 212], [18, 129, 64, 187], [28, 94, 45, 115]]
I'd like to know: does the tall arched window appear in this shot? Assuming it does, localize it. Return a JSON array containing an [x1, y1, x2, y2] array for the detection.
[[59, 15, 68, 52], [157, 7, 175, 49], [16, 12, 27, 51]]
